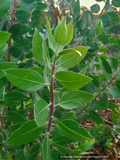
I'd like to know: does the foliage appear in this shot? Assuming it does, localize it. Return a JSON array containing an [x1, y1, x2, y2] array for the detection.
[[0, 0, 120, 160]]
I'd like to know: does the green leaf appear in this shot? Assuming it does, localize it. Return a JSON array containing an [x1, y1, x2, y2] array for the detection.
[[111, 57, 118, 70], [36, 3, 47, 10], [52, 136, 73, 146], [102, 92, 108, 106], [51, 141, 81, 154], [14, 39, 31, 47], [7, 151, 12, 160], [91, 4, 100, 13], [88, 75, 100, 87], [4, 69, 44, 91], [15, 10, 30, 23], [95, 19, 103, 35], [5, 111, 26, 124], [60, 112, 76, 121], [94, 101, 107, 110], [109, 86, 120, 98], [9, 122, 23, 132], [88, 111, 104, 124], [115, 80, 120, 90], [55, 119, 91, 141], [21, 0, 35, 3], [107, 12, 119, 23], [28, 143, 41, 160], [60, 91, 94, 109], [54, 17, 68, 45], [0, 0, 12, 17], [4, 91, 27, 102], [63, 20, 73, 46], [8, 24, 20, 40], [17, 155, 27, 160], [55, 71, 92, 90], [98, 34, 111, 44], [32, 28, 45, 66], [6, 120, 43, 146], [10, 47, 22, 58], [0, 62, 16, 78], [42, 136, 51, 160], [0, 31, 11, 47], [112, 0, 120, 7], [100, 14, 111, 26], [74, 0, 80, 16], [59, 46, 89, 68], [34, 99, 49, 127], [101, 57, 112, 74], [108, 102, 118, 109]]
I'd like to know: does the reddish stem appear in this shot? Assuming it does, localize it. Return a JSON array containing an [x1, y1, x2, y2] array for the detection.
[[47, 57, 56, 132]]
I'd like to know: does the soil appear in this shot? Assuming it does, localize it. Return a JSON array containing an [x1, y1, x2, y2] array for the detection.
[[80, 96, 120, 160]]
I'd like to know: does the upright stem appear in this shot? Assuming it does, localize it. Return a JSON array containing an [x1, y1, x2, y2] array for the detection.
[[47, 57, 56, 132], [7, 0, 16, 94]]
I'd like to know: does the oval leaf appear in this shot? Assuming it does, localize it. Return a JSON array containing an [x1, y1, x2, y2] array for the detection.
[[55, 119, 91, 141], [34, 99, 49, 127], [60, 91, 94, 109], [42, 136, 51, 160], [32, 28, 45, 66], [101, 57, 112, 74], [55, 71, 92, 90], [5, 120, 43, 146], [4, 69, 44, 91]]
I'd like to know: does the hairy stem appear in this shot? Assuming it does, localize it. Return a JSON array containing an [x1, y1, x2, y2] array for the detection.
[[47, 57, 56, 132]]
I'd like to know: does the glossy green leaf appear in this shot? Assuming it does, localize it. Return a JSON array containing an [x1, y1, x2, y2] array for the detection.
[[5, 111, 26, 124], [109, 86, 120, 98], [0, 31, 11, 47], [88, 75, 100, 87], [9, 122, 23, 132], [108, 102, 118, 109], [0, 0, 12, 17], [60, 91, 94, 109], [51, 141, 81, 154], [95, 19, 103, 35], [55, 119, 91, 141], [8, 24, 20, 40], [107, 12, 119, 22], [14, 39, 31, 47], [100, 14, 111, 26], [4, 91, 27, 102], [89, 111, 104, 124], [4, 69, 44, 91], [15, 10, 30, 23], [42, 136, 51, 160], [94, 101, 107, 110], [91, 4, 100, 13], [52, 136, 73, 146], [112, 0, 120, 7], [59, 47, 88, 68], [55, 71, 92, 90], [6, 120, 43, 146], [101, 57, 112, 74], [34, 99, 49, 127], [28, 143, 41, 160], [111, 57, 118, 70], [32, 28, 45, 66], [115, 80, 120, 90], [102, 92, 108, 106], [63, 20, 73, 46], [60, 112, 76, 121], [17, 155, 27, 160], [54, 17, 68, 45], [0, 62, 16, 78]]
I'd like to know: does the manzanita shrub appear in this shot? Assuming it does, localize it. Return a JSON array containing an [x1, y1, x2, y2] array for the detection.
[[0, 0, 120, 159]]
